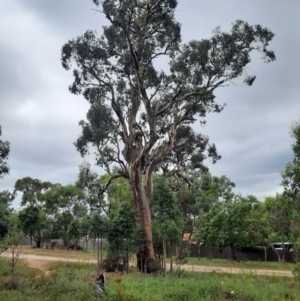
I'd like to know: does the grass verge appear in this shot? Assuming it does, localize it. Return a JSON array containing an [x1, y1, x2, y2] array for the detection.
[[105, 269, 299, 301], [0, 258, 299, 301], [183, 257, 294, 271]]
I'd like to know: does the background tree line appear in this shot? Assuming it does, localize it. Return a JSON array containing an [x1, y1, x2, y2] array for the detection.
[[1, 114, 300, 267]]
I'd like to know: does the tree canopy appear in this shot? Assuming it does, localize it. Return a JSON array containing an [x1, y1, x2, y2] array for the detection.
[[61, 0, 275, 271], [14, 177, 53, 206]]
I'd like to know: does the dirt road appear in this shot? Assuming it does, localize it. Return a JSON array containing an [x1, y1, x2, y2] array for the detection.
[[1, 252, 293, 277]]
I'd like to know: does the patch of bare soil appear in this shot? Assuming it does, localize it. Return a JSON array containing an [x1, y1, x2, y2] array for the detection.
[[22, 258, 53, 275]]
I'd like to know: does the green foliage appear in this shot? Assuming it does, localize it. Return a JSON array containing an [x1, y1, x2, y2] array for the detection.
[[67, 219, 82, 249], [264, 195, 293, 242], [152, 176, 183, 238], [175, 241, 191, 265], [18, 206, 40, 235], [282, 120, 300, 201], [107, 202, 136, 270], [160, 125, 222, 173], [14, 177, 53, 206], [62, 0, 275, 267], [198, 195, 258, 258], [90, 213, 108, 239], [43, 184, 86, 216], [174, 171, 236, 236], [2, 213, 23, 289], [0, 126, 10, 179], [293, 239, 300, 281], [18, 205, 47, 248], [152, 176, 183, 271], [63, 3, 275, 172], [0, 190, 14, 238], [75, 162, 99, 208], [42, 184, 87, 246], [100, 174, 133, 218], [104, 272, 298, 301]]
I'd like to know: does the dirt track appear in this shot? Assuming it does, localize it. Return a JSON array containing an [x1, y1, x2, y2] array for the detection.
[[1, 252, 293, 277]]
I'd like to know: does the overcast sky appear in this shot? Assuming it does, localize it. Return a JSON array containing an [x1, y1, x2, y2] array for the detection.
[[1, 0, 299, 208]]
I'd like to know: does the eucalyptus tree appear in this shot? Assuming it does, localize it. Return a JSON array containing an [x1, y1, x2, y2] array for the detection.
[[76, 162, 99, 208], [0, 126, 10, 179], [62, 0, 275, 270], [18, 205, 46, 248], [174, 171, 235, 237], [14, 177, 53, 206], [67, 219, 82, 251], [43, 184, 87, 246]]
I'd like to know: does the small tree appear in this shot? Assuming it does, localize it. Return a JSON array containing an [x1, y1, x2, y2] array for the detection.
[[43, 184, 87, 246], [4, 213, 22, 289], [264, 195, 295, 262], [76, 162, 99, 208], [18, 205, 41, 248], [152, 176, 183, 276], [106, 202, 136, 273], [80, 214, 91, 251], [67, 219, 82, 251], [90, 212, 108, 273]]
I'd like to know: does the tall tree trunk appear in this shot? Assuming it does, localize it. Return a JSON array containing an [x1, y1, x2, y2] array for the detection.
[[129, 164, 159, 273]]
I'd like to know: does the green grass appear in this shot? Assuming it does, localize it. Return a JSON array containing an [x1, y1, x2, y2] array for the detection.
[[1, 258, 300, 301], [182, 257, 294, 271], [105, 271, 300, 301], [0, 259, 99, 301], [0, 257, 41, 291]]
